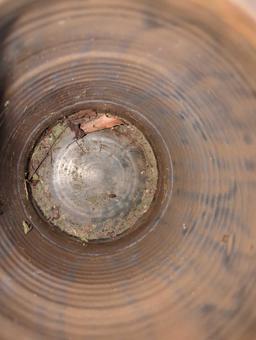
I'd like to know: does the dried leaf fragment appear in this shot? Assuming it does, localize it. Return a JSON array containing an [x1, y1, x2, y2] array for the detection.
[[80, 114, 123, 134], [23, 220, 32, 235]]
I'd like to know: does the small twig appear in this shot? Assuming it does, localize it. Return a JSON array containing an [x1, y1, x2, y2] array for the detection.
[[65, 138, 77, 150], [65, 136, 83, 151], [75, 139, 88, 154], [28, 163, 40, 183], [50, 148, 53, 165], [28, 126, 67, 181]]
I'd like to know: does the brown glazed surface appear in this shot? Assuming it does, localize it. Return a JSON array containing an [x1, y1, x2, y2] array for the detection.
[[0, 0, 256, 339]]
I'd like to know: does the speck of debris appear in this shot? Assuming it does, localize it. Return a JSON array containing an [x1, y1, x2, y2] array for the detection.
[[222, 233, 235, 257], [50, 206, 60, 220], [222, 234, 229, 243], [23, 220, 32, 235], [24, 182, 29, 200], [108, 193, 117, 198], [182, 223, 188, 235]]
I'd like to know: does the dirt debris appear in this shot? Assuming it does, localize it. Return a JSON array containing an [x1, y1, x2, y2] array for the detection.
[[23, 220, 32, 235]]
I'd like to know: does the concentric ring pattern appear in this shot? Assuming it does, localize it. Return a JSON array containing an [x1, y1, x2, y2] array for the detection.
[[0, 0, 256, 339]]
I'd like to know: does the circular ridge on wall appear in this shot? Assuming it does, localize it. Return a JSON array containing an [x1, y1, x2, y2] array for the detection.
[[0, 1, 256, 339]]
